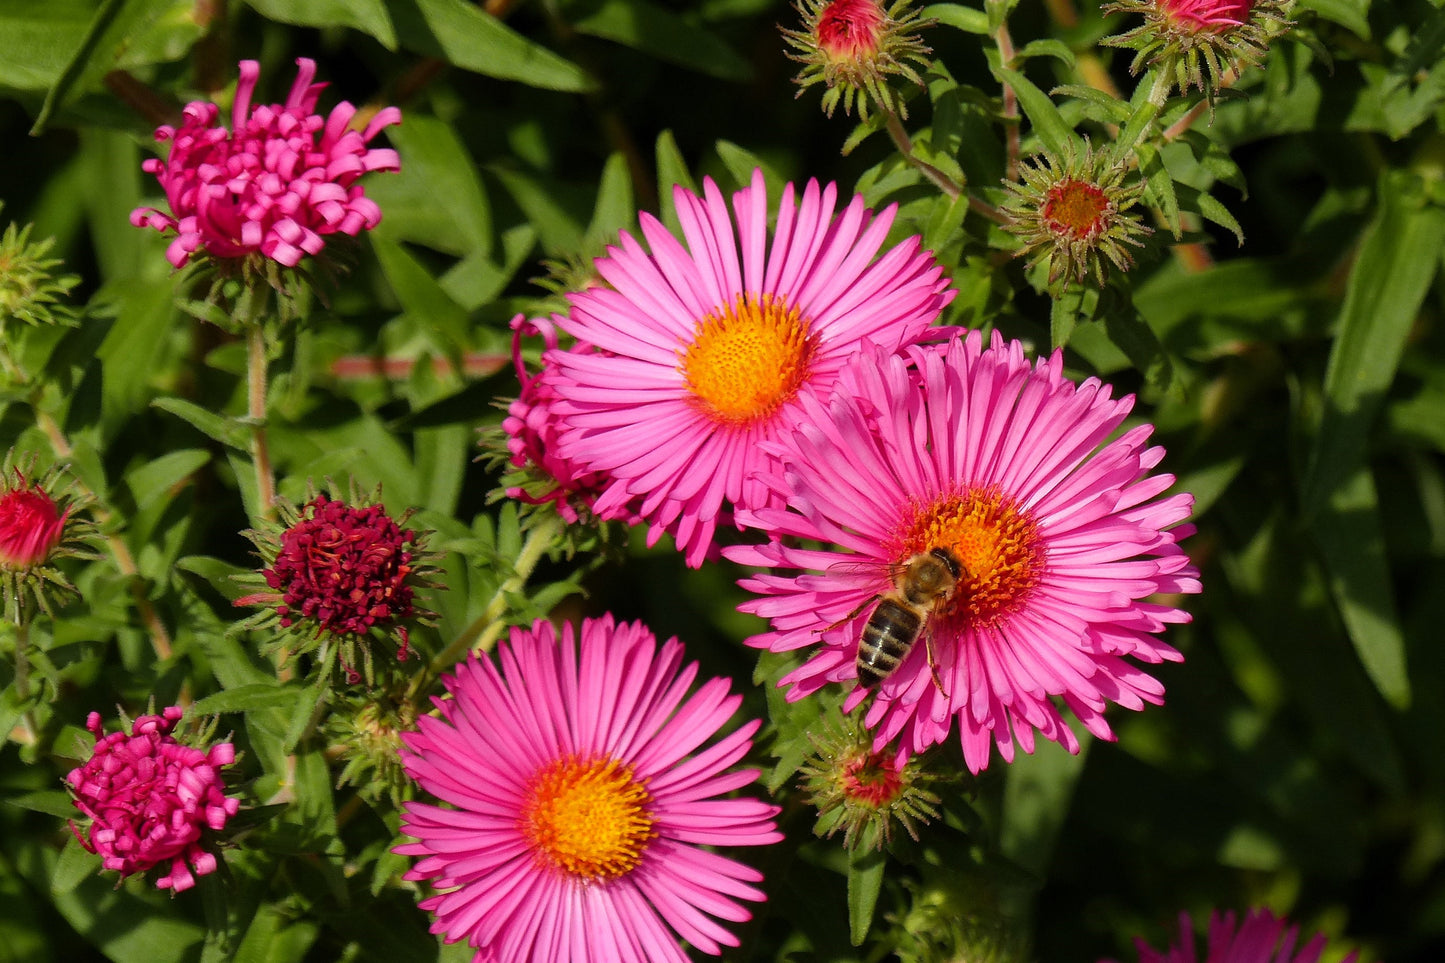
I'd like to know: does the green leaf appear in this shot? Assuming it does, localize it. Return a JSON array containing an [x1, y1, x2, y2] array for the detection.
[[571, 0, 752, 81], [1136, 141, 1181, 238], [175, 555, 252, 603], [923, 3, 989, 33], [491, 168, 587, 256], [655, 129, 697, 238], [151, 397, 249, 450], [0, 0, 91, 91], [587, 152, 636, 246], [51, 836, 102, 895], [1306, 172, 1439, 517], [1189, 186, 1245, 245], [371, 234, 471, 359], [190, 683, 306, 716], [33, 0, 202, 133], [368, 115, 493, 259], [241, 0, 396, 48], [846, 847, 886, 946], [1012, 38, 1074, 68], [96, 278, 179, 431], [2, 789, 78, 819], [233, 904, 321, 963], [999, 737, 1090, 878], [1297, 0, 1370, 40], [1310, 466, 1411, 709], [991, 66, 1070, 156], [391, 0, 595, 92], [1302, 172, 1445, 518], [124, 449, 210, 511]]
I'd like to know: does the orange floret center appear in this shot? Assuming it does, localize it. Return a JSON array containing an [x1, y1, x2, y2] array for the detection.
[[1041, 179, 1111, 240], [898, 488, 1045, 627], [521, 756, 656, 881], [680, 293, 817, 428]]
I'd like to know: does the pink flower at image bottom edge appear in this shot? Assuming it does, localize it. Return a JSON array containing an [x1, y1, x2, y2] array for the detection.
[[396, 614, 781, 963]]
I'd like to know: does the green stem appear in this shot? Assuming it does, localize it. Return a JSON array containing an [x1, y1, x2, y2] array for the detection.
[[411, 514, 564, 700], [246, 323, 276, 518], [12, 617, 37, 745]]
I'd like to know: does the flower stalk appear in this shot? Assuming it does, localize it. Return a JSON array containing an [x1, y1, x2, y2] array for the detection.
[[246, 321, 276, 518]]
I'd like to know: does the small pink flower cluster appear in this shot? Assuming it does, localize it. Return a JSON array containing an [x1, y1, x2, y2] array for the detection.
[[131, 58, 400, 269], [67, 706, 239, 892], [0, 479, 66, 570]]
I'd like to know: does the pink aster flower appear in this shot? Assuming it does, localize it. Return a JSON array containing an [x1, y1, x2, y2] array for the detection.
[[67, 706, 240, 892], [547, 167, 953, 567], [0, 476, 67, 570], [1103, 908, 1364, 963], [396, 614, 781, 963], [725, 330, 1200, 772], [503, 315, 639, 525], [131, 57, 401, 269]]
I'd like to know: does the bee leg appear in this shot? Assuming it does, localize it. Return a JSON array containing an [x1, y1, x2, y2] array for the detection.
[[824, 595, 878, 635], [924, 630, 948, 699]]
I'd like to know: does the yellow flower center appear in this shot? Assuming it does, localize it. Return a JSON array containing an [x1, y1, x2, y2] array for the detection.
[[897, 488, 1045, 627], [1042, 179, 1110, 240], [520, 756, 656, 881], [679, 293, 817, 427]]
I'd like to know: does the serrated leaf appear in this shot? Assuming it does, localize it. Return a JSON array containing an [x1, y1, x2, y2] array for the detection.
[[176, 555, 252, 603], [1192, 188, 1245, 245], [846, 847, 886, 946], [241, 0, 396, 48], [152, 397, 249, 450], [392, 0, 594, 92]]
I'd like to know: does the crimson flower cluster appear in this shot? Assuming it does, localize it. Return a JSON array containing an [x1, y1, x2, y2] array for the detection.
[[67, 707, 239, 893], [266, 494, 417, 638], [0, 479, 66, 571], [131, 57, 400, 270]]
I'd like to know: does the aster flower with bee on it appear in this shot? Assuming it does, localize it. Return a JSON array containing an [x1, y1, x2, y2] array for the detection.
[[233, 480, 444, 684]]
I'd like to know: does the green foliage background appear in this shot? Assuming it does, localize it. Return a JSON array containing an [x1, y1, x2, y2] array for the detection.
[[2, 0, 1444, 960]]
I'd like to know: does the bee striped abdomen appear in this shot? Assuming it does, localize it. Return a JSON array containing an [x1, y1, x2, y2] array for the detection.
[[857, 599, 924, 688]]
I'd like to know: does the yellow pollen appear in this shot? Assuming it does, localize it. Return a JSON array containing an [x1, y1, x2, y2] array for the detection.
[[520, 756, 656, 882], [1042, 179, 1110, 239], [679, 293, 817, 427], [898, 488, 1045, 627]]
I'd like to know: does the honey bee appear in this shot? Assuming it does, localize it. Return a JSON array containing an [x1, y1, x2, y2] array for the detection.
[[838, 547, 963, 694]]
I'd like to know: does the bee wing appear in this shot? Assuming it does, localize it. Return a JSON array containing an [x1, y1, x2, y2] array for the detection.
[[824, 556, 904, 583]]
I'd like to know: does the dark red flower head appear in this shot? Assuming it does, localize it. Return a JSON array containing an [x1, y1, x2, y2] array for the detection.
[[67, 706, 239, 892], [0, 479, 67, 570], [266, 494, 416, 638]]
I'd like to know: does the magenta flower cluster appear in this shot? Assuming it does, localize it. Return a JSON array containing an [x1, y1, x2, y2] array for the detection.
[[67, 706, 239, 892], [130, 57, 400, 269]]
